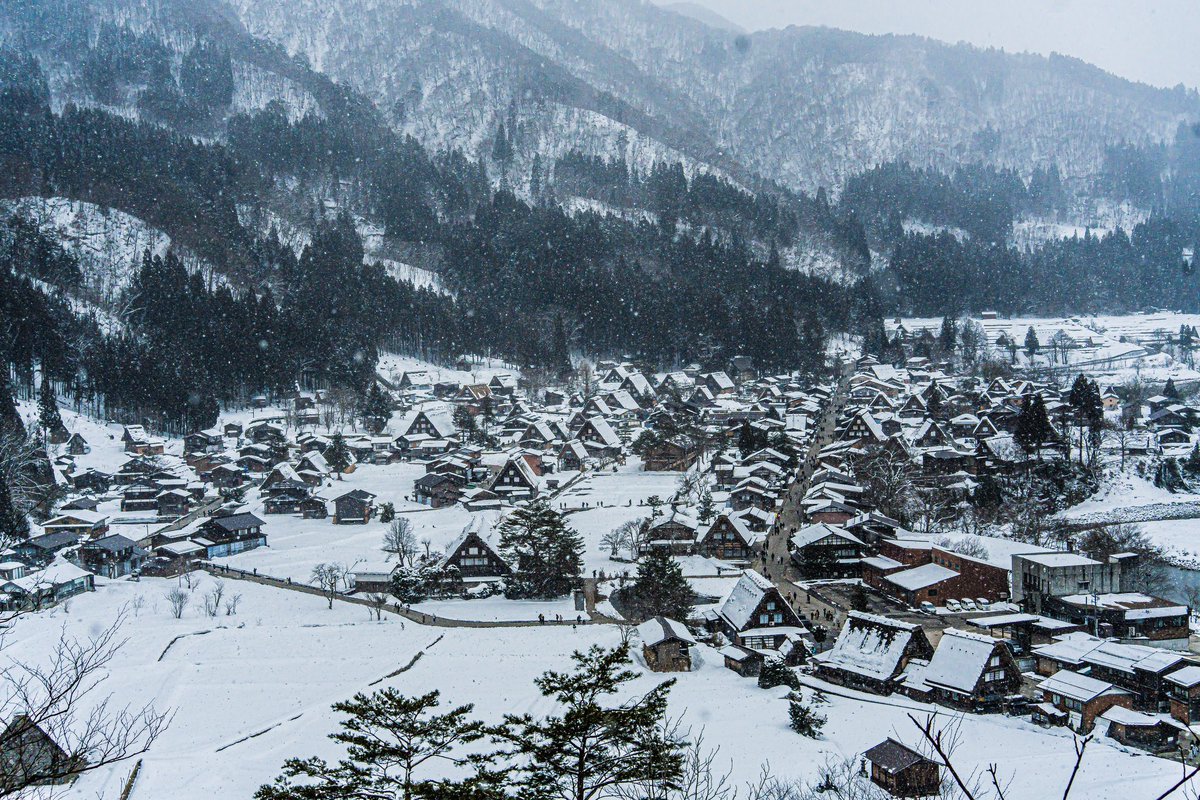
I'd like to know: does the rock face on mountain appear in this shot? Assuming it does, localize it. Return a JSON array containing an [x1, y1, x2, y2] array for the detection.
[[225, 0, 1199, 191]]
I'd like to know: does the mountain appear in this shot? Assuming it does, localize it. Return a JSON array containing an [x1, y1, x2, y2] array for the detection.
[[223, 0, 1200, 192], [657, 2, 743, 34]]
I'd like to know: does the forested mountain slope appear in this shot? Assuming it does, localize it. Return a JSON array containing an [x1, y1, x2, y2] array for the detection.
[[227, 0, 1200, 192]]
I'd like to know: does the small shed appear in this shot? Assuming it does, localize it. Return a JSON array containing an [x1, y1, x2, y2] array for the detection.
[[863, 738, 941, 798], [719, 644, 762, 677], [332, 489, 376, 524], [637, 616, 696, 673], [0, 714, 81, 790]]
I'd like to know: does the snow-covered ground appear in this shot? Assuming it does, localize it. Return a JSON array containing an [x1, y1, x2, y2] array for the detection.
[[7, 576, 1185, 800], [893, 312, 1200, 386]]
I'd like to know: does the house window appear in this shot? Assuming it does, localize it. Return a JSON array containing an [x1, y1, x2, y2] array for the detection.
[[984, 669, 1005, 683], [989, 655, 1001, 668]]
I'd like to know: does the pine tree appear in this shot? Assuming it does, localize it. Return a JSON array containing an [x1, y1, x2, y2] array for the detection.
[[0, 475, 29, 542], [758, 658, 800, 690], [0, 370, 24, 438], [1185, 443, 1200, 475], [360, 383, 392, 434], [1165, 377, 1180, 399], [625, 547, 694, 622], [1024, 327, 1040, 358], [37, 375, 66, 442], [256, 689, 496, 800], [697, 488, 715, 523], [497, 499, 583, 598], [938, 316, 957, 355], [1014, 394, 1055, 459], [499, 644, 684, 800], [326, 433, 352, 479], [787, 694, 826, 738]]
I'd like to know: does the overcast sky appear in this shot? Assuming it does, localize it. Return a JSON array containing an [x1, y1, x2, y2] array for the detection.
[[667, 0, 1200, 90]]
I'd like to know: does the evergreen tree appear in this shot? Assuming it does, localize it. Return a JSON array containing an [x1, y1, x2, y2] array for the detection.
[[1185, 443, 1200, 475], [497, 499, 583, 598], [451, 405, 479, 443], [0, 371, 24, 438], [360, 383, 392, 434], [0, 474, 29, 542], [255, 689, 497, 800], [1014, 394, 1055, 458], [758, 658, 800, 690], [624, 547, 694, 622], [37, 375, 65, 441], [787, 694, 826, 738], [697, 488, 715, 523], [938, 316, 957, 355], [1024, 327, 1040, 358], [1165, 377, 1181, 399], [326, 433, 352, 479], [499, 644, 684, 800]]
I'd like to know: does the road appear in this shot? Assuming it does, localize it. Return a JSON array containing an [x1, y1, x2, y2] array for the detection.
[[759, 361, 854, 633]]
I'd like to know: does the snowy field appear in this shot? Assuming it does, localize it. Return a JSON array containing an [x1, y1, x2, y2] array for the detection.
[[6, 576, 1186, 800], [893, 312, 1200, 385]]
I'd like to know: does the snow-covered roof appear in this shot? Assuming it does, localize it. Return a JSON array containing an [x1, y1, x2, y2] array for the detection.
[[921, 629, 997, 694], [718, 570, 776, 631], [790, 523, 863, 550], [637, 616, 696, 647], [883, 563, 958, 591], [1040, 669, 1126, 703], [814, 611, 922, 682], [1017, 552, 1100, 568]]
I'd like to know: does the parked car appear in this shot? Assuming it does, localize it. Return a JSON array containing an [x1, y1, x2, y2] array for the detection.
[[960, 598, 977, 611], [976, 598, 991, 611], [919, 601, 936, 615], [945, 599, 962, 612]]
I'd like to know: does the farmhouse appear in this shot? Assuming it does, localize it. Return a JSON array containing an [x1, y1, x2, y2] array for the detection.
[[715, 570, 804, 650], [637, 616, 696, 673], [813, 612, 934, 695]]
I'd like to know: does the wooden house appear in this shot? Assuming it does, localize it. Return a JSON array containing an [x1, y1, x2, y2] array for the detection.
[[637, 617, 696, 672], [197, 513, 267, 557], [441, 530, 510, 580], [863, 739, 941, 798], [715, 570, 804, 650], [1038, 669, 1132, 733], [0, 714, 82, 791], [697, 513, 762, 562], [641, 439, 697, 471], [294, 495, 326, 519], [64, 433, 90, 455], [1101, 706, 1184, 752], [813, 612, 934, 695], [905, 629, 1022, 711], [646, 508, 698, 554], [76, 534, 147, 579], [1166, 666, 1200, 726], [414, 472, 464, 508], [789, 523, 863, 579], [489, 457, 539, 501], [332, 489, 376, 524], [559, 440, 589, 472]]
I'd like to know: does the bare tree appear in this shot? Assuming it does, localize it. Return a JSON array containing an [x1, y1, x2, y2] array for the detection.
[[223, 593, 243, 616], [310, 563, 345, 610], [366, 592, 390, 621], [853, 447, 916, 521], [165, 589, 189, 619], [0, 612, 171, 795], [202, 580, 226, 618], [383, 518, 418, 565]]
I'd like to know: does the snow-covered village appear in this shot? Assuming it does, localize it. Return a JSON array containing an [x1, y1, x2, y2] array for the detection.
[[9, 1, 1200, 799]]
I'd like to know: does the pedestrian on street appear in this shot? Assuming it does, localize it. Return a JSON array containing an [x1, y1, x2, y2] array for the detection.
[[539, 613, 545, 625]]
